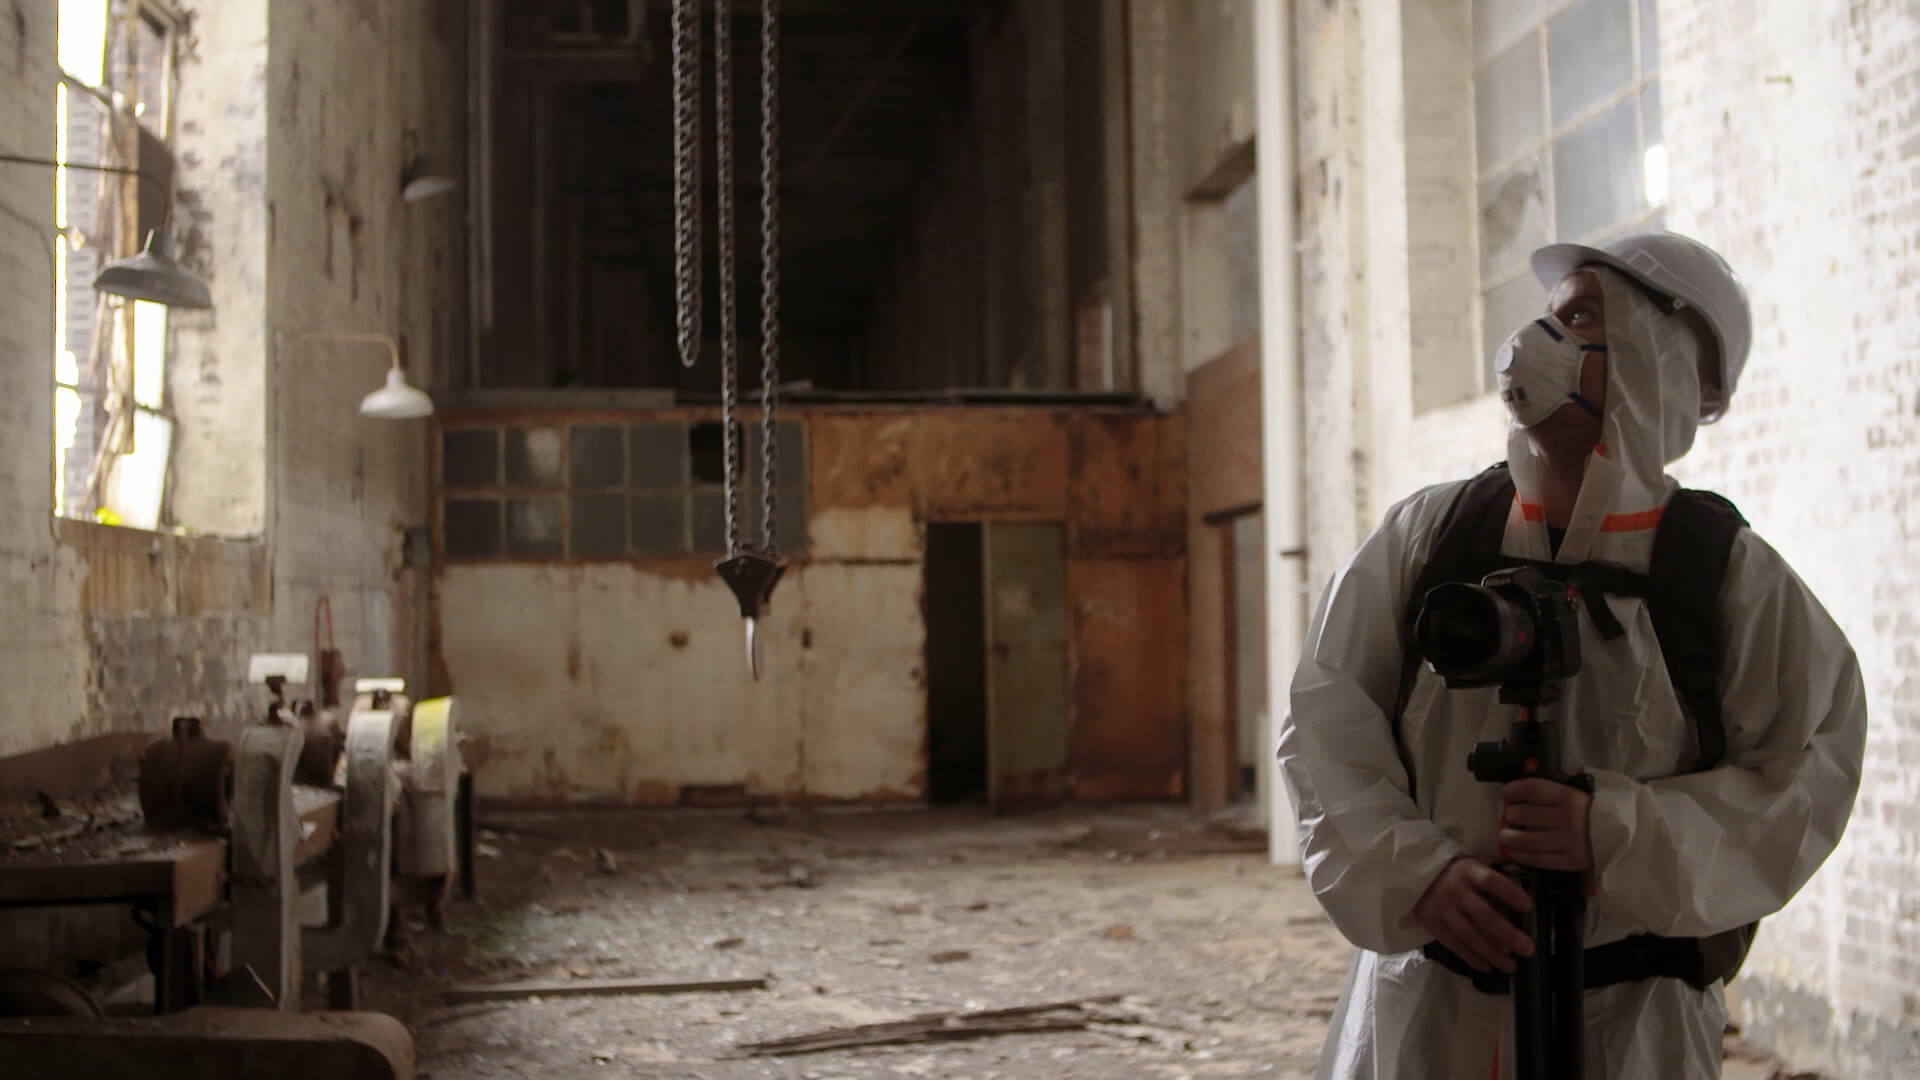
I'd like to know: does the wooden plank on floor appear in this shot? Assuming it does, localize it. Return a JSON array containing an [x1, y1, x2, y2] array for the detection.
[[442, 976, 768, 1005]]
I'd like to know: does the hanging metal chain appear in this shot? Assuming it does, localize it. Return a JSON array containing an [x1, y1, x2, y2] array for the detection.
[[757, 0, 783, 555], [670, 0, 703, 369], [715, 0, 744, 558], [707, 0, 787, 681]]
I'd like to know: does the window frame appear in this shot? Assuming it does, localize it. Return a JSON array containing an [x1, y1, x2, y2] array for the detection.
[[1472, 0, 1666, 390], [51, 0, 184, 527], [437, 416, 811, 563]]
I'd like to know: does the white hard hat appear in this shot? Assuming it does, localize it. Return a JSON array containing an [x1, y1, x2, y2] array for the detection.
[[1531, 231, 1752, 423]]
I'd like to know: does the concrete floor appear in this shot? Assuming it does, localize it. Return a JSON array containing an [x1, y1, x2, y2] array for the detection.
[[357, 803, 1351, 1078], [355, 803, 1812, 1079]]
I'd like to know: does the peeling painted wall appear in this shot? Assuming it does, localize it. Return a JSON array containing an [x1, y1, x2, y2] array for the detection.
[[263, 0, 466, 694], [169, 0, 270, 537], [434, 406, 1186, 806], [65, 520, 270, 740]]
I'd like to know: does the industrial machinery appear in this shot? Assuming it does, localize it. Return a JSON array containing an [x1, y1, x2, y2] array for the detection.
[[0, 653, 428, 1075], [0, 655, 416, 1014], [347, 678, 476, 944]]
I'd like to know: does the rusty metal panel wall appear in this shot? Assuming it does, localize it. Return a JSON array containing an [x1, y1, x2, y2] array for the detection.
[[985, 523, 1071, 809], [810, 413, 915, 510], [911, 410, 1070, 521], [798, 563, 927, 801], [433, 404, 1186, 807], [1067, 411, 1186, 558], [438, 563, 809, 804], [440, 560, 924, 805], [1067, 556, 1189, 801]]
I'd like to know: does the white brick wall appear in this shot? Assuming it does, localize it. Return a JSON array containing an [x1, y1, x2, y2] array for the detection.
[[1293, 0, 1920, 1073], [0, 0, 93, 758], [1657, 1, 1920, 1073]]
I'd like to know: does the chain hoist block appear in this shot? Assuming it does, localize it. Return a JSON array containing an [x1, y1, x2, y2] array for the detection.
[[716, 549, 787, 680]]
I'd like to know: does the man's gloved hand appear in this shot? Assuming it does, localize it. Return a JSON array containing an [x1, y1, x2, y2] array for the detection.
[[1497, 778, 1594, 872], [1413, 856, 1536, 973]]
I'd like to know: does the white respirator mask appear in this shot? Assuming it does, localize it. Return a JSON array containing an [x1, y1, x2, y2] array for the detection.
[[1494, 315, 1607, 429]]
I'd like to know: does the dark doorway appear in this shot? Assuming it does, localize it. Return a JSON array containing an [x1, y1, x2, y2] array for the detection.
[[925, 523, 988, 804]]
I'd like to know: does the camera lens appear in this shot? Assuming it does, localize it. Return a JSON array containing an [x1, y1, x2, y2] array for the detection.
[[1414, 582, 1534, 682]]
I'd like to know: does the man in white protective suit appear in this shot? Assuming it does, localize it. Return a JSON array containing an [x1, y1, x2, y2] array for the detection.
[[1275, 230, 1868, 1078]]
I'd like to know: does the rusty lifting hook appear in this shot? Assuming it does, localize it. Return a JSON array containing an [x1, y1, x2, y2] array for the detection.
[[675, 0, 786, 680]]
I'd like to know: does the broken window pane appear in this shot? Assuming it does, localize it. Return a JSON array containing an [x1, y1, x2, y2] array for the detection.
[[1478, 154, 1550, 283], [689, 421, 737, 486]]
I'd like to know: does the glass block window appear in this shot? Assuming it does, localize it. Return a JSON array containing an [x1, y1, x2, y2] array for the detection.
[[1473, 0, 1664, 386], [438, 419, 809, 561]]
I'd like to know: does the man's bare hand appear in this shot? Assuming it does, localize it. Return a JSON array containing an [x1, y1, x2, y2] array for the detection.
[[1413, 856, 1535, 974], [1498, 778, 1593, 873]]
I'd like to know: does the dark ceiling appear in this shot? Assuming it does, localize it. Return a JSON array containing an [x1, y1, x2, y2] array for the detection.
[[503, 0, 1005, 374]]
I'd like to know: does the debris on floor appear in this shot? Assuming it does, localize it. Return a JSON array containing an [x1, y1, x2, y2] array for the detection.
[[442, 975, 767, 1006], [731, 994, 1138, 1057], [346, 802, 1821, 1078], [354, 803, 1346, 1078]]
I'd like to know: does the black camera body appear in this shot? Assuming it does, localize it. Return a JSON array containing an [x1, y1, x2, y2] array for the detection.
[[1412, 565, 1582, 693]]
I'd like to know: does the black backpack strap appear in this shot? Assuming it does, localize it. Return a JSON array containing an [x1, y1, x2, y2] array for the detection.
[[1645, 489, 1749, 772], [1392, 464, 1519, 770], [1646, 486, 1753, 985], [1400, 464, 1518, 637]]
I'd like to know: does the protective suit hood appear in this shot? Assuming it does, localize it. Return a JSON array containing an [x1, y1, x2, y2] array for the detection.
[[1506, 266, 1703, 565]]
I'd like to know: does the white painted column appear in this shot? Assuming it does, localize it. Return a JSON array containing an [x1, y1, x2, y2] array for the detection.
[[1253, 0, 1305, 869]]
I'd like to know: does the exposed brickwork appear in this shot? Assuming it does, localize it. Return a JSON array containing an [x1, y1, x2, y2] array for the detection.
[[1655, 1, 1920, 1074]]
